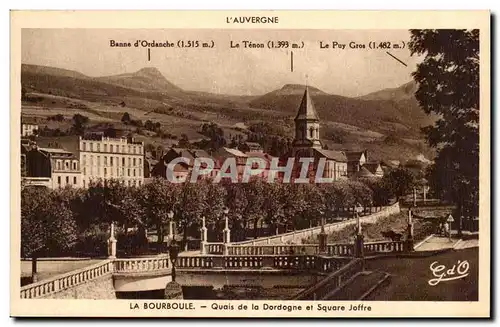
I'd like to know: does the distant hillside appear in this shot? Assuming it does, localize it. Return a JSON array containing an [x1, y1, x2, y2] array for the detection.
[[358, 81, 418, 101], [96, 67, 183, 93], [249, 82, 432, 137]]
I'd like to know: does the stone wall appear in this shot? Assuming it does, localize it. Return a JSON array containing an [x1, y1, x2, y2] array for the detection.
[[42, 274, 116, 299]]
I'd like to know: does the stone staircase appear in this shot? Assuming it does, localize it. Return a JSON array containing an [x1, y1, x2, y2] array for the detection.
[[323, 270, 390, 300]]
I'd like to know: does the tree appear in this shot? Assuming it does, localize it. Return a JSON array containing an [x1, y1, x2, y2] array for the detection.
[[121, 112, 131, 124], [177, 134, 190, 148], [21, 187, 77, 282], [174, 182, 207, 249], [139, 178, 178, 252], [409, 29, 479, 216], [383, 167, 416, 201], [71, 114, 89, 135]]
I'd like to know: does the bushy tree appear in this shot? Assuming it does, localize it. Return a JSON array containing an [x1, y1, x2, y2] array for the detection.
[[21, 187, 77, 281], [409, 29, 479, 215]]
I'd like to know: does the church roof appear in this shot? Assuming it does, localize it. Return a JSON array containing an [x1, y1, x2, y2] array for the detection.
[[314, 148, 347, 162], [294, 86, 320, 121]]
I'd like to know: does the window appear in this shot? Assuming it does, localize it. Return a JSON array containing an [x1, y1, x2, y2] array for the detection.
[[110, 144, 114, 152], [83, 167, 86, 175], [82, 142, 86, 151], [128, 169, 130, 177], [73, 176, 77, 184], [309, 127, 314, 138], [133, 158, 136, 166], [57, 176, 61, 185], [122, 158, 125, 166], [97, 144, 100, 152], [89, 143, 93, 151], [122, 145, 125, 153], [133, 169, 136, 177], [128, 145, 131, 153], [104, 144, 108, 152], [104, 168, 107, 176], [133, 146, 136, 154], [66, 176, 69, 184], [90, 155, 94, 165], [128, 158, 131, 166], [97, 156, 101, 166], [139, 158, 142, 166], [65, 161, 69, 169], [83, 180, 86, 188], [73, 162, 77, 170], [110, 157, 113, 166], [127, 180, 131, 187], [138, 180, 142, 186], [104, 156, 108, 166], [82, 155, 86, 165]]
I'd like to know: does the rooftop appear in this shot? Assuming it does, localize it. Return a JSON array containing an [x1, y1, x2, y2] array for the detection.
[[314, 148, 347, 162], [294, 86, 320, 121]]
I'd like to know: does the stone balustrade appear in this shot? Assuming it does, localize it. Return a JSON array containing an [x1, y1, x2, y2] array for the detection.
[[204, 242, 224, 255], [227, 244, 320, 256], [364, 241, 405, 254], [113, 255, 170, 273], [231, 202, 400, 246], [20, 260, 114, 299], [326, 243, 354, 256]]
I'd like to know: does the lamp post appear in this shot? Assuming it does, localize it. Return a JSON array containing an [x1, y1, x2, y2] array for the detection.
[[405, 208, 414, 252], [167, 210, 174, 240], [168, 239, 180, 282]]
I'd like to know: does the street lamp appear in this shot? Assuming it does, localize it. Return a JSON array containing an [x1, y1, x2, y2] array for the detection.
[[167, 210, 175, 241], [168, 239, 180, 282], [318, 210, 327, 254]]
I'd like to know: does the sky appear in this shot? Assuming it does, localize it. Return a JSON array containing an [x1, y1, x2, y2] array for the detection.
[[21, 29, 422, 97]]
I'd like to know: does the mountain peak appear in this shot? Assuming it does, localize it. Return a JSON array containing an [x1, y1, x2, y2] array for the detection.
[[135, 67, 164, 77], [278, 84, 325, 95]]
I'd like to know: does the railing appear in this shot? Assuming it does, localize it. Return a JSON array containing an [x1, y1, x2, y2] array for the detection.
[[326, 243, 353, 256], [113, 255, 170, 273], [231, 202, 400, 246], [176, 255, 349, 272], [20, 260, 113, 299], [227, 244, 320, 256], [364, 241, 405, 254], [204, 242, 224, 255], [292, 258, 364, 300]]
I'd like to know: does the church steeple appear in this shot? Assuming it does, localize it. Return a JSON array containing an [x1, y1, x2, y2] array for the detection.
[[294, 86, 320, 121], [292, 85, 322, 154]]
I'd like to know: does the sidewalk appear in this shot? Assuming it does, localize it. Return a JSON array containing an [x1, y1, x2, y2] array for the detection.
[[414, 235, 461, 251]]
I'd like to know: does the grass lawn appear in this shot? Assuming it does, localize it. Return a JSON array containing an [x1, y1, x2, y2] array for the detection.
[[364, 247, 479, 301], [302, 211, 435, 244]]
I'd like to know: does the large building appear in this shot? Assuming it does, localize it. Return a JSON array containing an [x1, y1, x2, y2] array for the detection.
[[34, 134, 145, 188], [22, 141, 82, 188]]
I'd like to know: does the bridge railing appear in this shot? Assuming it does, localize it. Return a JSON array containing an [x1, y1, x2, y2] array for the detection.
[[364, 240, 405, 254], [227, 244, 320, 256], [203, 242, 224, 255], [176, 255, 350, 272], [113, 255, 170, 273], [326, 243, 354, 256], [20, 259, 113, 299], [292, 258, 364, 300]]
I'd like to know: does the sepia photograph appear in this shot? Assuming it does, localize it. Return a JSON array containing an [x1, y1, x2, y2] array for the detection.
[[10, 10, 490, 318]]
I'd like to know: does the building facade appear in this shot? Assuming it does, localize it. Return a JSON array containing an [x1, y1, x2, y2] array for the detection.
[[79, 135, 144, 188]]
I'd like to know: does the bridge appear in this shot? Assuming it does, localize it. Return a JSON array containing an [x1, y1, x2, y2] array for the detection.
[[19, 202, 418, 299]]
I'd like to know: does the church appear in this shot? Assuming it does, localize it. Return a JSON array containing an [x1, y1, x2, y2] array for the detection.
[[285, 86, 358, 181]]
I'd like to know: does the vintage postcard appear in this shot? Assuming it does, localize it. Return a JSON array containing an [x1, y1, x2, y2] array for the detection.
[[10, 10, 490, 318]]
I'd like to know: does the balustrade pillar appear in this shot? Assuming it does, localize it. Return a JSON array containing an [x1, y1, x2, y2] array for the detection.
[[107, 222, 117, 259], [318, 217, 327, 254], [200, 216, 208, 255], [222, 215, 231, 255]]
